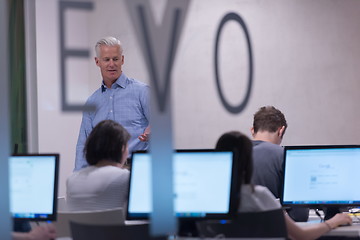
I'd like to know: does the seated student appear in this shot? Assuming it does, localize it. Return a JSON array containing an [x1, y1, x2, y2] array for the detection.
[[66, 120, 130, 211], [215, 131, 352, 240], [251, 105, 308, 221], [12, 223, 56, 240]]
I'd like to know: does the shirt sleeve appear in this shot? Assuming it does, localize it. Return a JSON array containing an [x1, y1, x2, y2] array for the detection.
[[140, 85, 150, 126], [239, 185, 282, 212], [256, 186, 282, 211], [74, 110, 92, 171]]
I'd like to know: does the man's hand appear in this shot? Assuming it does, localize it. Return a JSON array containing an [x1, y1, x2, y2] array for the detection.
[[138, 126, 150, 142]]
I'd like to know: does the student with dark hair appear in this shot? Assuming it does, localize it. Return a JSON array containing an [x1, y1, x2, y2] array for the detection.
[[251, 105, 309, 221], [66, 120, 131, 211], [216, 131, 281, 212], [251, 106, 287, 198], [215, 131, 352, 240]]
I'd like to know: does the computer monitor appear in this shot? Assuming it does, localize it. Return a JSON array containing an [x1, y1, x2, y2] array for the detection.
[[9, 154, 59, 221], [281, 145, 360, 207], [127, 150, 237, 220]]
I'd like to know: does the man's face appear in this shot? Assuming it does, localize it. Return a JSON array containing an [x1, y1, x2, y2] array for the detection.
[[95, 45, 124, 85]]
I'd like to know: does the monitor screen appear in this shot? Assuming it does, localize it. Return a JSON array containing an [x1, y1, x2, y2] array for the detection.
[[9, 154, 59, 221], [127, 150, 236, 219], [282, 145, 360, 207]]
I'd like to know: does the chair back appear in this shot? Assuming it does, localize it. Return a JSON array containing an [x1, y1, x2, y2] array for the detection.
[[54, 207, 124, 237], [196, 209, 287, 239], [70, 222, 166, 240]]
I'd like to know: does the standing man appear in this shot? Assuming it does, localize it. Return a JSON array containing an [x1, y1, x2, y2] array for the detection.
[[251, 106, 308, 221], [75, 36, 150, 171]]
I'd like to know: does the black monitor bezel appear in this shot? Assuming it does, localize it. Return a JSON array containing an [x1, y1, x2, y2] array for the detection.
[[126, 149, 238, 220], [10, 153, 59, 221], [281, 145, 360, 208]]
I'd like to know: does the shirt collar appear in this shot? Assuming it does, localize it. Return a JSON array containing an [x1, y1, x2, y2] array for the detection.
[[101, 73, 127, 92]]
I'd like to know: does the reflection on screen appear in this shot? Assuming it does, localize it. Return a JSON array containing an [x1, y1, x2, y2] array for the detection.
[[282, 146, 360, 205], [10, 155, 58, 220], [128, 151, 233, 218]]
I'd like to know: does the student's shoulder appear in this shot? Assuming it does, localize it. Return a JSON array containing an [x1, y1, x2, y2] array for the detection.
[[241, 184, 273, 197], [103, 167, 130, 183], [253, 140, 279, 148], [253, 140, 283, 153], [99, 166, 130, 176], [253, 185, 281, 208], [67, 166, 96, 182], [253, 185, 274, 195], [246, 185, 277, 201]]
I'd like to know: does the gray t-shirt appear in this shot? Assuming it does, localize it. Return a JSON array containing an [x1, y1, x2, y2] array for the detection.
[[251, 140, 284, 198], [251, 141, 309, 222]]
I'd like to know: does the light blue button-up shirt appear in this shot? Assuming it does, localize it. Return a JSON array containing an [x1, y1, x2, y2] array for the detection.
[[74, 73, 150, 171]]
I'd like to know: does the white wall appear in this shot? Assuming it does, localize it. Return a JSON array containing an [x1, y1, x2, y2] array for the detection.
[[34, 0, 360, 196]]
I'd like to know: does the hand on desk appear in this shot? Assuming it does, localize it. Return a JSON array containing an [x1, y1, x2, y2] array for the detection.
[[326, 213, 353, 229], [12, 223, 56, 240]]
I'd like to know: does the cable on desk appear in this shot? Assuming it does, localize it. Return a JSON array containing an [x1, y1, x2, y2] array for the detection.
[[315, 209, 324, 222]]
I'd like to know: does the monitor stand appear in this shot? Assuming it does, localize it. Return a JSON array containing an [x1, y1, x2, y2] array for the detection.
[[324, 207, 341, 220]]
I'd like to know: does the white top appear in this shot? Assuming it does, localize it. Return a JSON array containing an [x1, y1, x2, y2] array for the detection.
[[239, 184, 282, 212], [66, 165, 129, 211]]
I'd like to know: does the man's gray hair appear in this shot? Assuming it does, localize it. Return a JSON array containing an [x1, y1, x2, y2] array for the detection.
[[95, 36, 123, 57]]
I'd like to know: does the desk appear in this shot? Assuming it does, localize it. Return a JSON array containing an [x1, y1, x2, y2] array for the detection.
[[58, 238, 284, 240], [296, 222, 360, 238], [304, 209, 360, 238], [178, 238, 284, 240], [326, 224, 360, 238], [55, 219, 360, 240], [176, 225, 360, 240], [56, 226, 360, 240]]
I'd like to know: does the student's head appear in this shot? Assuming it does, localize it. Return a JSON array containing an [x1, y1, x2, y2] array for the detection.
[[84, 120, 130, 166], [215, 131, 253, 184], [94, 36, 124, 85], [252, 106, 287, 143]]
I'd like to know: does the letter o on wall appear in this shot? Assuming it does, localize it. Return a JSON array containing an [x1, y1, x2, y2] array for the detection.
[[214, 12, 253, 114]]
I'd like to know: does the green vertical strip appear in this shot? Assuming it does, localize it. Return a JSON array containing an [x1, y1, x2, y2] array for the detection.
[[9, 0, 27, 154], [0, 0, 12, 238]]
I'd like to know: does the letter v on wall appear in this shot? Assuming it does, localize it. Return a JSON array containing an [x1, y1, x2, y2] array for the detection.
[[124, 0, 190, 236]]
